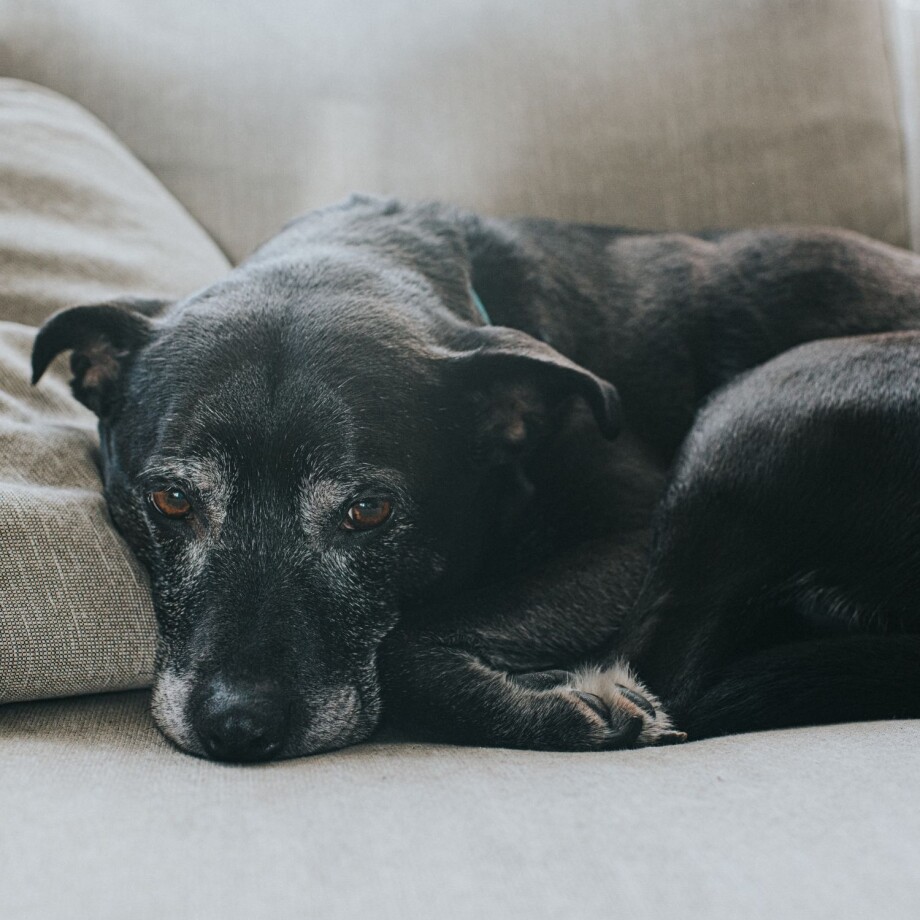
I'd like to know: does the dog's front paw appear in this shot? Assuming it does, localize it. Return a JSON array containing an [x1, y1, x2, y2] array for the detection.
[[572, 660, 687, 746], [513, 661, 686, 749]]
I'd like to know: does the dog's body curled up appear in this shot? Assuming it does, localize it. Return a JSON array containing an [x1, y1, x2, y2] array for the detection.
[[31, 195, 920, 760]]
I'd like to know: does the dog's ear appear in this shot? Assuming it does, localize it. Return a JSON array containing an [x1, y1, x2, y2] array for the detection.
[[445, 326, 621, 465], [31, 297, 166, 417]]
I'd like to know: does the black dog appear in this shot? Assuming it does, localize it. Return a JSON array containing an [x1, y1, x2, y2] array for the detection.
[[613, 332, 920, 740], [29, 196, 920, 760]]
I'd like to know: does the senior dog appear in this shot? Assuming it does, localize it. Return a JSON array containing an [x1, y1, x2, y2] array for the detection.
[[30, 195, 920, 760]]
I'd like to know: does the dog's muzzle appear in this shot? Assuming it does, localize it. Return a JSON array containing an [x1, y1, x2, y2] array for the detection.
[[152, 665, 378, 761]]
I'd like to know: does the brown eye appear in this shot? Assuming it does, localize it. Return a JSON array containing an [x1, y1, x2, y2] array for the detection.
[[149, 488, 193, 519], [343, 497, 392, 531]]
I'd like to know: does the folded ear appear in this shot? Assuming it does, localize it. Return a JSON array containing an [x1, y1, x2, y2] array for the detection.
[[445, 326, 621, 465], [31, 297, 166, 416]]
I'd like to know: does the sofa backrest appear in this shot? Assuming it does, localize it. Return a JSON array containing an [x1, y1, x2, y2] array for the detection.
[[0, 0, 913, 261]]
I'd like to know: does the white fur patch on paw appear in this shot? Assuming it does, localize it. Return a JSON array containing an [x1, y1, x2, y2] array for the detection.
[[570, 659, 687, 747]]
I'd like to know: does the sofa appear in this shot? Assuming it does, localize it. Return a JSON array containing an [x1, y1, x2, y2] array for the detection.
[[2, 2, 920, 917]]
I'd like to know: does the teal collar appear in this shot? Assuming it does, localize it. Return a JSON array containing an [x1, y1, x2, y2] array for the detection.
[[469, 286, 492, 326]]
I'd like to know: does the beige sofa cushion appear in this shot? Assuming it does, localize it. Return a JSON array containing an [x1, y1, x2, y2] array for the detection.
[[0, 80, 229, 327], [2, 691, 919, 920], [0, 79, 230, 703], [0, 0, 909, 261]]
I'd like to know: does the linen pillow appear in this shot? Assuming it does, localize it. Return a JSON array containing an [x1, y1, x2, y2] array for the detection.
[[0, 79, 230, 703]]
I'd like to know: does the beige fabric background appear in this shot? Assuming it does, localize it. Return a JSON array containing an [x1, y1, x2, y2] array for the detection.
[[0, 80, 230, 703], [0, 0, 909, 261]]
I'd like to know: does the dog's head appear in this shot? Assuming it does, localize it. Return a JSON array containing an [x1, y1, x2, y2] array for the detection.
[[32, 197, 620, 761]]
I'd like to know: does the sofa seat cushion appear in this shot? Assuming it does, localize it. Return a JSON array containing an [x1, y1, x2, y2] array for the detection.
[[1, 691, 918, 920]]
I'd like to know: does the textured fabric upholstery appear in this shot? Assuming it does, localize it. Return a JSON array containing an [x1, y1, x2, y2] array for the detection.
[[0, 80, 229, 328], [0, 80, 229, 703], [0, 0, 909, 261], [1, 693, 918, 920]]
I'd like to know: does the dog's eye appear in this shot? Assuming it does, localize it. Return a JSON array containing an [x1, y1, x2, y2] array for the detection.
[[149, 488, 193, 519], [343, 498, 392, 531]]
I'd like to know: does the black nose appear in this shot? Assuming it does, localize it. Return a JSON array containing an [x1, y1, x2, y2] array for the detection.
[[196, 681, 290, 762]]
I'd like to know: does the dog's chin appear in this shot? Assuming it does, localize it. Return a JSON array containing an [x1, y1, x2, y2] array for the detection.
[[149, 670, 382, 762]]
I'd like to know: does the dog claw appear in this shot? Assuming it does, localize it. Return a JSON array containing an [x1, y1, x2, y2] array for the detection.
[[654, 730, 689, 745], [572, 690, 611, 722], [615, 683, 656, 717]]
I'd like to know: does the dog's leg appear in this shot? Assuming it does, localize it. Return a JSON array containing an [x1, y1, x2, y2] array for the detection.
[[378, 531, 684, 750], [680, 635, 920, 738], [610, 544, 920, 740], [608, 492, 785, 725]]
